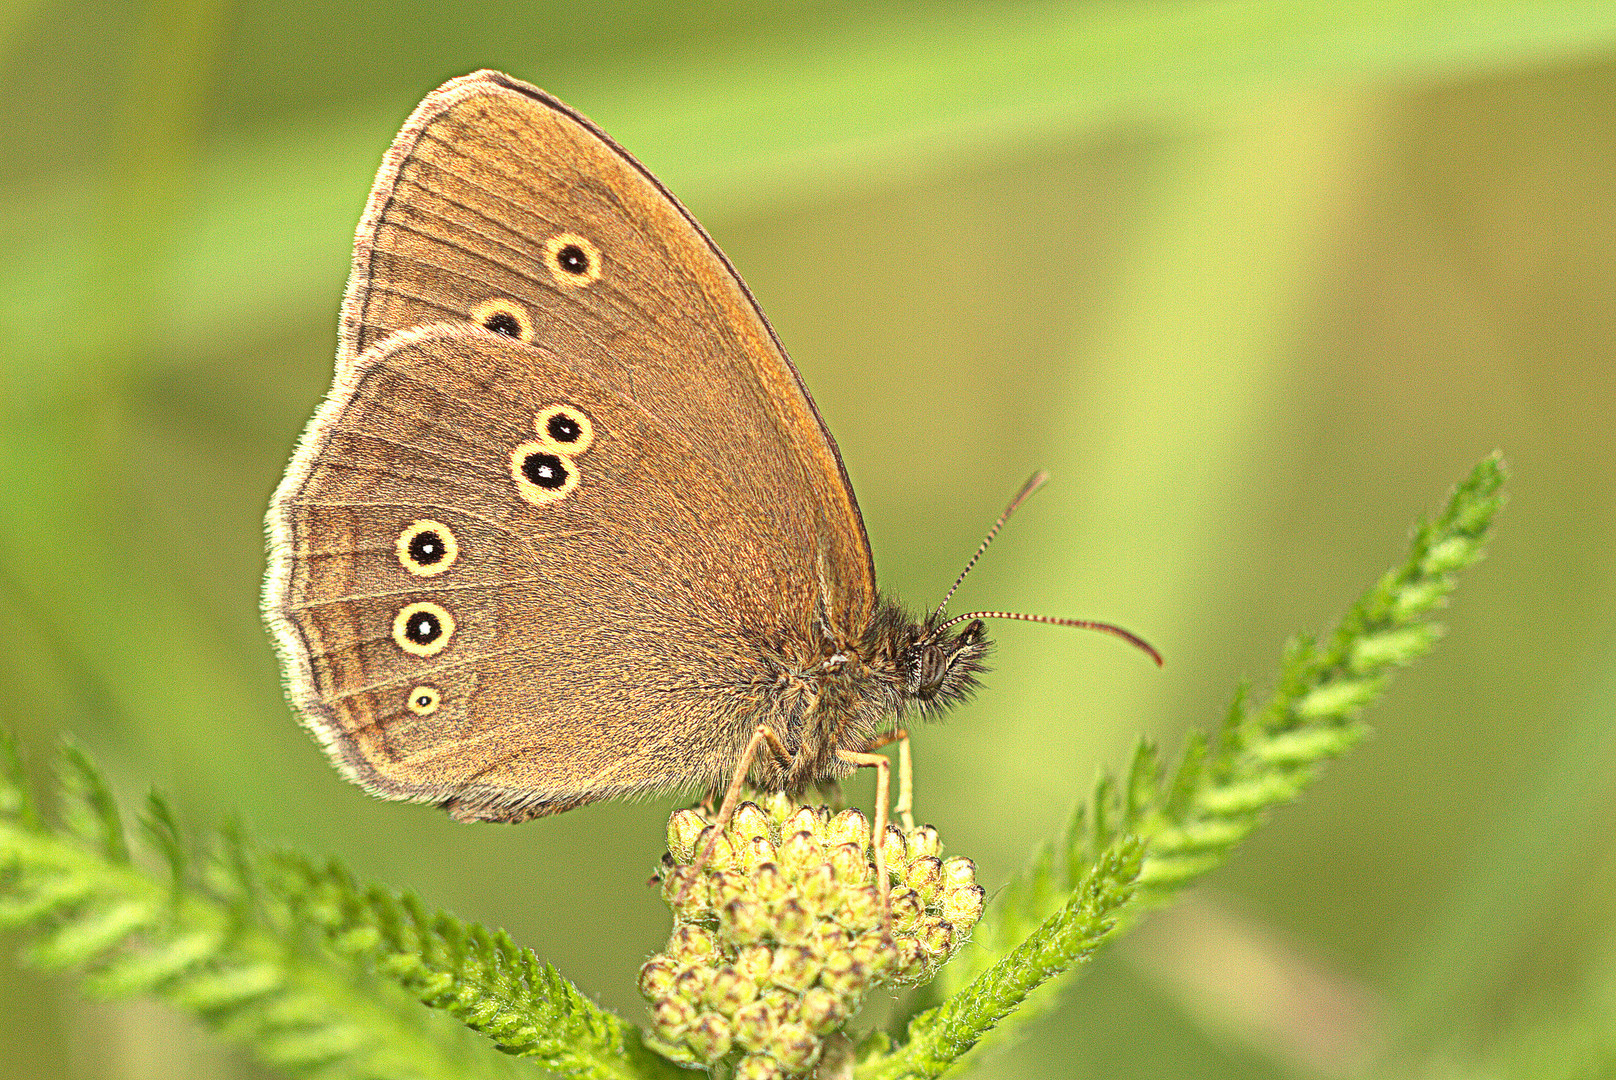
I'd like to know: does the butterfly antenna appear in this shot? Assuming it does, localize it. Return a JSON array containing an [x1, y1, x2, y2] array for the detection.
[[930, 470, 1050, 624], [935, 610, 1163, 666]]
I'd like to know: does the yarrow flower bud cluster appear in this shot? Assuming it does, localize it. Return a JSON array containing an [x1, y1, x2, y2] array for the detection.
[[641, 792, 986, 1078]]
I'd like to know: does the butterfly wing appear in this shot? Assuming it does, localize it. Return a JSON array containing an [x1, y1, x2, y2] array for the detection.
[[268, 325, 854, 820], [338, 70, 873, 638], [267, 71, 876, 820]]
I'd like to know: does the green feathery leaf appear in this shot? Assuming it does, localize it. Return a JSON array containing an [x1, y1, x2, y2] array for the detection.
[[0, 735, 529, 1080], [864, 454, 1504, 1077], [272, 853, 686, 1080], [141, 790, 188, 898], [59, 740, 130, 863], [857, 839, 1144, 1080]]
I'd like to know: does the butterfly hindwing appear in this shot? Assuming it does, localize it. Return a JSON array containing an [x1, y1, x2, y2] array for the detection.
[[269, 325, 852, 820]]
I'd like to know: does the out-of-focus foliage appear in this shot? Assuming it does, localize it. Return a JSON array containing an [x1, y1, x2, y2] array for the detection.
[[0, 460, 1508, 1080], [3, 2, 1614, 1078]]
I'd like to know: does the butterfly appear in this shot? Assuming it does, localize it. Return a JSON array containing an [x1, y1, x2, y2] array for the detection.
[[264, 70, 1156, 837]]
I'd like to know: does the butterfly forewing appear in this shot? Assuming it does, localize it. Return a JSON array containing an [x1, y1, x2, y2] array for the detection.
[[338, 70, 873, 637]]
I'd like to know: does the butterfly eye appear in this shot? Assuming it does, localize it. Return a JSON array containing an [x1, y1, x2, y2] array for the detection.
[[396, 519, 459, 577], [916, 644, 949, 696], [469, 298, 533, 342], [392, 601, 455, 657], [543, 233, 602, 288], [406, 686, 442, 715], [534, 404, 595, 454], [510, 442, 581, 505]]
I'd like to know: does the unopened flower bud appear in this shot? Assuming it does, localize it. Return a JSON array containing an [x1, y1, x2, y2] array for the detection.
[[684, 1011, 732, 1062], [720, 897, 770, 945], [738, 833, 778, 871], [908, 824, 941, 860], [819, 950, 871, 999], [892, 935, 927, 982], [778, 829, 823, 877], [651, 994, 698, 1036], [694, 825, 738, 870], [942, 855, 977, 889], [730, 800, 771, 840], [799, 861, 838, 914], [736, 1052, 786, 1080], [672, 965, 709, 1004], [666, 809, 707, 862], [916, 914, 955, 958], [734, 944, 773, 984], [824, 807, 870, 850], [889, 886, 924, 932], [785, 806, 822, 837], [799, 984, 846, 1034], [667, 924, 715, 963], [638, 956, 677, 999], [812, 921, 851, 957], [705, 964, 759, 1014], [709, 869, 749, 909], [768, 944, 820, 993], [660, 866, 708, 920], [773, 898, 813, 943], [757, 987, 796, 1024], [852, 930, 897, 974], [750, 861, 788, 906], [769, 1020, 822, 1072], [840, 883, 883, 932], [730, 999, 777, 1052], [879, 825, 909, 872], [905, 855, 944, 904], [942, 883, 986, 930], [828, 841, 870, 885]]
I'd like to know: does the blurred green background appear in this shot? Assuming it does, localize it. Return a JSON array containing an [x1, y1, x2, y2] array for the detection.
[[4, 1, 1616, 1077]]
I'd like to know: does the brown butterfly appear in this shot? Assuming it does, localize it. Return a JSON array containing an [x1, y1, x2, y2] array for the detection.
[[264, 71, 1155, 839]]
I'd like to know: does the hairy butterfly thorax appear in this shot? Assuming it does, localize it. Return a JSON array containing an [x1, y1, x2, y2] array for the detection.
[[740, 599, 992, 796]]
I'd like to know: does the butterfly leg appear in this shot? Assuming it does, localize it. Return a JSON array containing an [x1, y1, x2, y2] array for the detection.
[[836, 747, 892, 933], [895, 731, 914, 832], [859, 728, 914, 831], [685, 724, 793, 895]]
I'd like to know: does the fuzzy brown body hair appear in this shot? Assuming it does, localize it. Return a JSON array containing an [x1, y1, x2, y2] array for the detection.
[[443, 597, 987, 821]]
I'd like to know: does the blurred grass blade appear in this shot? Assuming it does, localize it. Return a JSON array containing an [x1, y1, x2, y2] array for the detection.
[[1388, 635, 1616, 1057], [7, 1, 1616, 373]]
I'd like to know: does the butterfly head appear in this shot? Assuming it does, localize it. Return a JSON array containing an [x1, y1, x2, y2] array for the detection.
[[907, 617, 990, 706]]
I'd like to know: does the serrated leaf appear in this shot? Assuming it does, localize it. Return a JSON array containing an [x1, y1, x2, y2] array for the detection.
[[59, 743, 128, 863], [29, 898, 160, 967], [0, 869, 100, 926], [896, 457, 1505, 1075], [169, 962, 287, 1011], [1294, 678, 1383, 719], [86, 927, 223, 996]]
